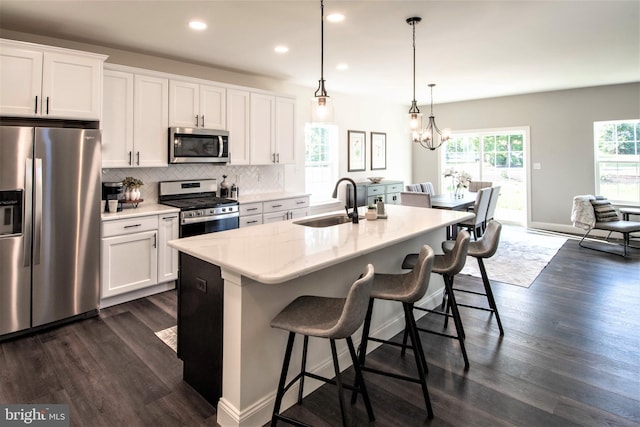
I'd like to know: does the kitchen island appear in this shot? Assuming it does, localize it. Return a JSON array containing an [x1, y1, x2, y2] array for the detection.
[[169, 204, 474, 427]]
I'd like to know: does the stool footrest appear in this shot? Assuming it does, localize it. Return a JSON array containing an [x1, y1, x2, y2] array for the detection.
[[361, 365, 422, 385], [452, 287, 488, 298], [457, 302, 494, 313], [417, 326, 462, 341], [272, 414, 314, 427]]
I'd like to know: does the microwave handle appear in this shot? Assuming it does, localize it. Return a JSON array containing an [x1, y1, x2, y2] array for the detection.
[[218, 136, 223, 157]]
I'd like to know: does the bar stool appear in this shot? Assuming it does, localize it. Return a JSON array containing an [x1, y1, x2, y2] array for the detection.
[[443, 220, 504, 335], [352, 245, 436, 419], [270, 264, 375, 427], [402, 230, 471, 369]]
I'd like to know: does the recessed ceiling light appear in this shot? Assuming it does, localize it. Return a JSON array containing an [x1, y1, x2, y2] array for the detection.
[[336, 63, 349, 71], [189, 20, 207, 31], [327, 13, 345, 23], [274, 46, 289, 54]]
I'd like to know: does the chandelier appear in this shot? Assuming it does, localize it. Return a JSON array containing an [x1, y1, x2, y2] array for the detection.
[[413, 83, 451, 150], [406, 17, 450, 150], [311, 0, 333, 122]]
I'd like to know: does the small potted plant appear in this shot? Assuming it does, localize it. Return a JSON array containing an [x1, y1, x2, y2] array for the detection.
[[365, 204, 377, 220], [122, 176, 144, 201]]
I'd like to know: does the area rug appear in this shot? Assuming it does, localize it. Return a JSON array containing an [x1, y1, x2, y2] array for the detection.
[[459, 225, 567, 288], [155, 326, 177, 352]]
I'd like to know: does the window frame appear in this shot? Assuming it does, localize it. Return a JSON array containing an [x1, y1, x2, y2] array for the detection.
[[593, 119, 640, 205]]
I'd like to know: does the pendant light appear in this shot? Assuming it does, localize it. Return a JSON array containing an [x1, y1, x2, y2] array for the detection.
[[414, 83, 451, 151], [311, 0, 334, 122], [407, 17, 422, 130]]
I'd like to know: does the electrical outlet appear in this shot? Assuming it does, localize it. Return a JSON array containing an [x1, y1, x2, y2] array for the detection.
[[196, 278, 207, 293]]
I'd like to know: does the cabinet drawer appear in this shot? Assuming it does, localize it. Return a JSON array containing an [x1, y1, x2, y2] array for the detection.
[[239, 202, 263, 216], [386, 183, 403, 193], [239, 214, 263, 227], [263, 197, 309, 213], [367, 185, 384, 195], [102, 215, 158, 238]]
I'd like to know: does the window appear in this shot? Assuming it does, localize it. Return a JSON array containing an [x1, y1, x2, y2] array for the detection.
[[305, 123, 338, 202], [442, 129, 528, 224], [594, 120, 640, 205]]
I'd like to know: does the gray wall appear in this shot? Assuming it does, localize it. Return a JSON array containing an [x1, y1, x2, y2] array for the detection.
[[412, 83, 640, 230]]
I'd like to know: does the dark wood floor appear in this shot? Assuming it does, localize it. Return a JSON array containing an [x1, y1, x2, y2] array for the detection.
[[1, 237, 638, 426]]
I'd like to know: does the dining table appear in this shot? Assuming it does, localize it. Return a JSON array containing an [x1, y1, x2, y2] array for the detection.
[[430, 192, 477, 238]]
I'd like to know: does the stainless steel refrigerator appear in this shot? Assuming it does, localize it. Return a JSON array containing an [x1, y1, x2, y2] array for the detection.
[[0, 126, 101, 338]]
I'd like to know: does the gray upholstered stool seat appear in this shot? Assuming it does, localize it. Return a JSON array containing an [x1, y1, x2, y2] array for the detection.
[[352, 245, 436, 419], [270, 264, 375, 427], [442, 220, 504, 335], [401, 231, 471, 369]]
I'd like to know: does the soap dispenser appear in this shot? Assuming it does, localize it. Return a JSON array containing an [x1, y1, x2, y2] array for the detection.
[[376, 196, 387, 219]]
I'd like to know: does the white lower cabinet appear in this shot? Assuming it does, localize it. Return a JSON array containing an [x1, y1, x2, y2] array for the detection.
[[157, 213, 179, 282], [262, 196, 310, 223], [239, 202, 264, 227], [101, 212, 178, 306], [101, 217, 158, 299]]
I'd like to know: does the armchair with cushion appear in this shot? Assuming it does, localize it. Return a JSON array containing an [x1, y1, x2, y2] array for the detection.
[[572, 195, 640, 257]]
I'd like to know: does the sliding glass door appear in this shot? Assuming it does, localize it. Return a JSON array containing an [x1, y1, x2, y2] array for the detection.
[[441, 128, 529, 225]]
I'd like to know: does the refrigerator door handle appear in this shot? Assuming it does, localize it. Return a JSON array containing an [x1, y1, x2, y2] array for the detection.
[[34, 158, 43, 265], [23, 159, 33, 267]]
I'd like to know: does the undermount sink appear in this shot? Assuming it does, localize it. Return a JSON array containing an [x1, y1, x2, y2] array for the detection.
[[294, 214, 364, 228]]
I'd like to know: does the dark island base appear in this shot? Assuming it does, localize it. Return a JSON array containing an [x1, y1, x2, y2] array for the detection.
[[177, 253, 224, 406]]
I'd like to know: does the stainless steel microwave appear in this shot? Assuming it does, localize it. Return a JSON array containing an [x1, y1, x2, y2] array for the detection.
[[169, 127, 229, 164]]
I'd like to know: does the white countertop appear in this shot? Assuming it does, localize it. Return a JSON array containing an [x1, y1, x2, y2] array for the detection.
[[101, 203, 179, 221], [169, 204, 474, 284], [235, 192, 310, 204]]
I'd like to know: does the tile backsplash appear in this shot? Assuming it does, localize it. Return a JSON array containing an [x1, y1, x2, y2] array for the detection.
[[102, 164, 285, 202]]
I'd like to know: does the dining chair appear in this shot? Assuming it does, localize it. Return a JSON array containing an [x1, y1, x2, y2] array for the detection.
[[468, 181, 493, 192], [400, 191, 432, 208], [484, 186, 501, 231], [458, 187, 492, 239]]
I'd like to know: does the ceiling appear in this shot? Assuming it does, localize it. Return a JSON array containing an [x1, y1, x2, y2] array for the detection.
[[1, 1, 638, 105]]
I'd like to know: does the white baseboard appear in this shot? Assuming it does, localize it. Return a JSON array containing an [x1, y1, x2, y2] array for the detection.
[[99, 281, 175, 309]]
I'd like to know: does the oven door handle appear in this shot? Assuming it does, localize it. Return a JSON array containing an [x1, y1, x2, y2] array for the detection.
[[181, 212, 239, 225]]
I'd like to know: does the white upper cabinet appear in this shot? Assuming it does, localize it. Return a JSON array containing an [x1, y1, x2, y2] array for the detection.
[[250, 92, 275, 165], [227, 88, 250, 165], [102, 69, 134, 168], [0, 39, 105, 119], [169, 79, 226, 129], [275, 96, 296, 164], [249, 93, 296, 165], [102, 65, 168, 168], [133, 74, 169, 167]]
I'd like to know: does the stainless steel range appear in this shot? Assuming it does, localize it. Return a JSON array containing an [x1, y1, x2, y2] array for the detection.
[[159, 179, 239, 237]]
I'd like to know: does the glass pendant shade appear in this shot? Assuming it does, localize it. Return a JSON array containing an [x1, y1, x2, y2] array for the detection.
[[311, 93, 333, 122]]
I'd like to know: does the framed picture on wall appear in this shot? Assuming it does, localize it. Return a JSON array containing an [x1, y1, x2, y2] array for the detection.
[[370, 132, 386, 170], [347, 130, 366, 172]]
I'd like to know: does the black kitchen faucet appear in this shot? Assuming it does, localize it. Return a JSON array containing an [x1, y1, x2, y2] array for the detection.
[[332, 177, 359, 224]]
